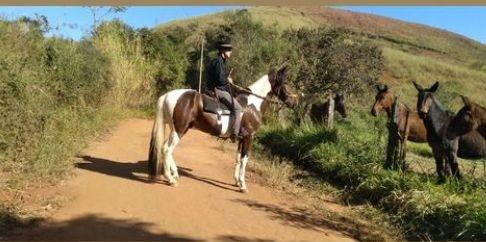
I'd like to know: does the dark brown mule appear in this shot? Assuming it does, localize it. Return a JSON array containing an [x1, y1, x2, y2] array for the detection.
[[148, 66, 297, 192], [309, 93, 347, 123], [446, 96, 486, 157], [413, 81, 485, 183], [371, 84, 427, 143]]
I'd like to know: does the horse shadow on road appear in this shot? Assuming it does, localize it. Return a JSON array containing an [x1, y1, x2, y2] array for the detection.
[[75, 156, 238, 191], [4, 213, 201, 241]]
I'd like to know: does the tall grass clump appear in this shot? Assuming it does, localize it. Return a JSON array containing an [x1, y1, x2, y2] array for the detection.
[[93, 20, 189, 110], [256, 109, 486, 240]]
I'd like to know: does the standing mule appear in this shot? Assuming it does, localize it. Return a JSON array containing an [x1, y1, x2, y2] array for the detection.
[[371, 84, 427, 143], [413, 81, 484, 182], [148, 66, 297, 192], [309, 93, 347, 123], [446, 96, 486, 157]]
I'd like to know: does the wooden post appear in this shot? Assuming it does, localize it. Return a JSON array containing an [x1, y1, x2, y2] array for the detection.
[[385, 97, 406, 170], [327, 94, 334, 128], [198, 38, 204, 93]]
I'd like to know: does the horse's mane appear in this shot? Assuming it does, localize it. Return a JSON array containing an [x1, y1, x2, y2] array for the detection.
[[248, 75, 271, 97]]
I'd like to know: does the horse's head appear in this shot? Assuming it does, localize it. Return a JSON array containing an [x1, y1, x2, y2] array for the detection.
[[371, 84, 393, 117], [334, 93, 347, 119], [446, 95, 480, 139], [413, 81, 439, 119], [269, 65, 297, 108]]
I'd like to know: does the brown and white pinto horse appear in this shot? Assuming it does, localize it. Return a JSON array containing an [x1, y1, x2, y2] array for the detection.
[[371, 84, 427, 143], [148, 66, 297, 192]]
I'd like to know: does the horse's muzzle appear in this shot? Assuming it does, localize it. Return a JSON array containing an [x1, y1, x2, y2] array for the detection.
[[418, 111, 427, 119], [371, 109, 377, 117]]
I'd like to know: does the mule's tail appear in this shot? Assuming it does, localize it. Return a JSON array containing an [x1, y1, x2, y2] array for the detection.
[[148, 94, 167, 180]]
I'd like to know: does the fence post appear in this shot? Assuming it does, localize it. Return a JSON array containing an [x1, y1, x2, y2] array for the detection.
[[327, 94, 334, 128], [385, 97, 406, 170]]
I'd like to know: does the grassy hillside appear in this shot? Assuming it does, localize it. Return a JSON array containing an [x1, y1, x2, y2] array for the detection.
[[158, 6, 486, 109]]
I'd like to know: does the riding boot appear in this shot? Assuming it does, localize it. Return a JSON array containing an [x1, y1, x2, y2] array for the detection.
[[230, 110, 243, 142]]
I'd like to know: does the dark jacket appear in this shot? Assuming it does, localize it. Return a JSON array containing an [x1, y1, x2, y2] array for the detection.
[[206, 55, 230, 93]]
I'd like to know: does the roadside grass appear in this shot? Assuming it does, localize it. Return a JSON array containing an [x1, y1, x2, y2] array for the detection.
[[255, 108, 486, 240], [248, 152, 400, 241], [408, 142, 433, 158]]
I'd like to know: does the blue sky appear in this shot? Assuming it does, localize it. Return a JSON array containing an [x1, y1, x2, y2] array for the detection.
[[0, 6, 484, 44]]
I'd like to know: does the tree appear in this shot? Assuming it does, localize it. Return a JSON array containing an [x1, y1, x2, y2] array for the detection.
[[86, 6, 127, 35]]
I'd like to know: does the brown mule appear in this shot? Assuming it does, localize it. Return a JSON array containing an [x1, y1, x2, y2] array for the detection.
[[148, 66, 297, 192], [309, 93, 347, 123], [371, 84, 427, 143], [446, 96, 486, 157], [447, 96, 486, 141]]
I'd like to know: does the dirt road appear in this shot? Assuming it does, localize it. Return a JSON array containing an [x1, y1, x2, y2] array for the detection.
[[8, 119, 354, 241]]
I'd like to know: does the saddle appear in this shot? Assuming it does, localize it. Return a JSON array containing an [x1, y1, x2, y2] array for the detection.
[[202, 92, 231, 115], [202, 92, 236, 138]]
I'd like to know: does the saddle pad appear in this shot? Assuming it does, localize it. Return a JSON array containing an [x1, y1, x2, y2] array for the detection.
[[202, 94, 231, 115]]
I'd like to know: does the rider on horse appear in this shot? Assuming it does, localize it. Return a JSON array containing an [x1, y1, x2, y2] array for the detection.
[[206, 40, 243, 141]]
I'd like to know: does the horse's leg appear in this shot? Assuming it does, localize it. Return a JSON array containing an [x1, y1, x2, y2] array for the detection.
[[168, 130, 181, 180], [237, 136, 252, 193], [163, 130, 179, 186], [234, 141, 242, 187], [445, 143, 462, 179], [432, 146, 446, 183]]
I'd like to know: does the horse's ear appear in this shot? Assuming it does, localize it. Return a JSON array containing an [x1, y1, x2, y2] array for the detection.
[[278, 60, 289, 70], [429, 81, 439, 93], [461, 95, 472, 108], [279, 65, 289, 75], [268, 68, 277, 83], [412, 81, 423, 92]]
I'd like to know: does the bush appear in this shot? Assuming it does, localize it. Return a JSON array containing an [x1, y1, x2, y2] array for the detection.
[[0, 18, 117, 181]]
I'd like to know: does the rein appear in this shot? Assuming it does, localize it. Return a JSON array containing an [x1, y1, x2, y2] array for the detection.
[[229, 82, 281, 104]]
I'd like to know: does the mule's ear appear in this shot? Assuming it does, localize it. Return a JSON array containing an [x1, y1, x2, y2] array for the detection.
[[461, 95, 472, 108], [412, 81, 423, 92], [429, 81, 439, 93], [375, 84, 382, 92]]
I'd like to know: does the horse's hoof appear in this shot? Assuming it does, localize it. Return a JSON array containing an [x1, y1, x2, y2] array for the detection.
[[148, 175, 159, 182], [234, 182, 240, 187], [239, 188, 248, 193], [169, 181, 178, 187]]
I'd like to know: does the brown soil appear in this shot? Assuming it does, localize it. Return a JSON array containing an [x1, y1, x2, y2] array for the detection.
[[6, 118, 356, 241]]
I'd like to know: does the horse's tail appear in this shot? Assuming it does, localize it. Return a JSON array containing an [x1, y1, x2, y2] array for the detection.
[[148, 94, 167, 180]]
